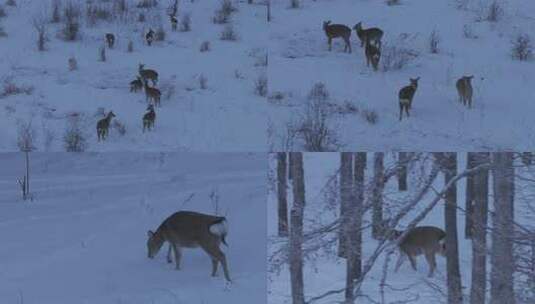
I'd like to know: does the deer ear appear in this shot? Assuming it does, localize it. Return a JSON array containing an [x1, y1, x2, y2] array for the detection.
[[147, 230, 154, 238]]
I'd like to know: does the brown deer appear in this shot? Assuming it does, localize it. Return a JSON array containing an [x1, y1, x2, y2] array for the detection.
[[96, 111, 116, 141], [143, 80, 161, 107], [147, 211, 231, 282], [456, 75, 474, 108], [398, 77, 420, 121], [146, 28, 154, 46], [105, 33, 115, 48], [139, 64, 158, 85], [365, 41, 381, 71], [130, 76, 143, 93], [392, 226, 446, 277], [353, 22, 383, 49], [142, 104, 156, 132], [323, 21, 352, 53]]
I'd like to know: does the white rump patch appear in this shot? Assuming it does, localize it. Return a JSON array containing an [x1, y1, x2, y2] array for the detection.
[[209, 220, 228, 237], [400, 98, 410, 105]]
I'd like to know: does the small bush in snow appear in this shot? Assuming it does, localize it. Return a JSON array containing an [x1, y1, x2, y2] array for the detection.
[[0, 25, 6, 37], [113, 0, 128, 15], [155, 25, 165, 41], [362, 109, 379, 125], [137, 0, 158, 9], [63, 116, 87, 152], [5, 0, 15, 7], [0, 6, 6, 18], [127, 40, 134, 52], [289, 0, 300, 9], [254, 74, 268, 97], [99, 45, 106, 62], [61, 2, 81, 41], [112, 120, 126, 136], [17, 120, 35, 152], [255, 54, 268, 67], [220, 0, 237, 15], [213, 0, 236, 24], [455, 0, 469, 10], [199, 41, 210, 52], [429, 29, 440, 54], [381, 41, 418, 71], [213, 9, 230, 24], [138, 12, 145, 22], [386, 0, 400, 6], [199, 74, 207, 90], [86, 5, 113, 26], [1, 78, 34, 98], [51, 0, 61, 23], [486, 1, 503, 22], [220, 24, 238, 41], [511, 34, 533, 61], [463, 24, 477, 39], [68, 56, 77, 71], [179, 12, 191, 32], [32, 17, 48, 52]]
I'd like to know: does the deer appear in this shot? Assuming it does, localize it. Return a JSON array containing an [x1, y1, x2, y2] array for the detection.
[[365, 40, 381, 71], [398, 77, 420, 121], [130, 76, 143, 93], [323, 21, 352, 53], [390, 226, 446, 277], [143, 104, 156, 132], [170, 15, 178, 31], [147, 211, 231, 282], [146, 28, 154, 46], [96, 111, 116, 141], [139, 64, 158, 85], [143, 80, 161, 107], [456, 75, 474, 108], [353, 22, 383, 49], [105, 33, 115, 48]]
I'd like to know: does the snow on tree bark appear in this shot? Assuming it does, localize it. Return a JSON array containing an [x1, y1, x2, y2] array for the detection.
[[372, 152, 385, 240], [289, 152, 305, 304]]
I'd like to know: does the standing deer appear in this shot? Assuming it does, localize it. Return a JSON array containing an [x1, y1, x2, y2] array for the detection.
[[130, 76, 143, 93], [147, 211, 231, 282], [392, 226, 446, 277], [143, 104, 156, 132], [353, 22, 383, 49], [144, 80, 161, 107], [96, 111, 116, 141], [323, 21, 352, 53], [105, 33, 115, 48], [139, 64, 158, 85], [170, 15, 178, 31], [365, 41, 381, 71], [456, 75, 474, 108], [398, 77, 420, 121], [146, 28, 155, 46]]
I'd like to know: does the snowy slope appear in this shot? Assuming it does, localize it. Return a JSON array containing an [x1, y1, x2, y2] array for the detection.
[[0, 0, 267, 151], [267, 0, 535, 151], [267, 153, 533, 304], [0, 152, 267, 303]]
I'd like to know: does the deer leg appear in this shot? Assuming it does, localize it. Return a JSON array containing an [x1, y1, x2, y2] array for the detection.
[[399, 103, 403, 121], [328, 38, 332, 51], [408, 255, 417, 271], [405, 105, 410, 117], [173, 244, 182, 270], [425, 252, 436, 277], [395, 252, 405, 272], [166, 243, 173, 263], [202, 243, 231, 282], [211, 258, 219, 276]]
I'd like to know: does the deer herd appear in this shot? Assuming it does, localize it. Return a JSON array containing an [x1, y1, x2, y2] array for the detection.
[[322, 20, 476, 121], [95, 29, 163, 142]]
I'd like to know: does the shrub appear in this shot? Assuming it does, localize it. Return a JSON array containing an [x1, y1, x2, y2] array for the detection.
[[137, 12, 145, 22], [0, 25, 6, 37], [254, 74, 267, 97], [429, 29, 440, 54], [463, 24, 477, 39], [220, 24, 237, 41], [199, 74, 207, 90], [511, 34, 533, 61], [1, 78, 34, 98], [213, 0, 236, 24], [112, 120, 126, 136], [200, 41, 210, 52], [290, 0, 299, 9], [86, 5, 113, 26], [68, 56, 77, 71], [381, 40, 418, 71], [127, 40, 134, 52], [17, 120, 35, 152], [51, 0, 61, 23], [486, 1, 503, 22], [179, 12, 191, 32], [63, 116, 87, 152], [5, 0, 15, 7], [0, 6, 6, 18], [32, 17, 48, 52], [362, 109, 379, 125], [155, 25, 165, 41], [61, 2, 81, 41], [137, 0, 157, 9], [386, 0, 400, 5]]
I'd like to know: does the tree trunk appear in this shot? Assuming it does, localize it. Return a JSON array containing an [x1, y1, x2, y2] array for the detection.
[[372, 152, 385, 239], [398, 152, 408, 191], [267, 0, 271, 22], [470, 152, 490, 304], [352, 152, 365, 278], [490, 152, 515, 304], [441, 152, 463, 304], [25, 151, 30, 198], [465, 152, 476, 239], [277, 153, 289, 237], [339, 153, 353, 259], [289, 152, 305, 304]]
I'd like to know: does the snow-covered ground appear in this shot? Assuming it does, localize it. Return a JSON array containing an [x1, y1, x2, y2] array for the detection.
[[0, 0, 267, 151], [0, 152, 267, 303], [267, 0, 535, 151], [267, 153, 534, 304]]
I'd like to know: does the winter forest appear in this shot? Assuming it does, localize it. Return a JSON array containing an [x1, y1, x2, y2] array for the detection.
[[268, 152, 535, 304]]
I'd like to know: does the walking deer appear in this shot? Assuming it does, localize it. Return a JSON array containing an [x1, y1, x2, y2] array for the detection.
[[456, 75, 474, 108], [139, 64, 158, 85], [398, 77, 420, 121], [147, 211, 231, 282], [392, 226, 446, 277], [143, 80, 161, 107], [365, 41, 381, 71], [130, 76, 143, 93], [96, 111, 116, 141], [146, 28, 154, 46], [105, 33, 115, 48], [353, 22, 383, 49], [323, 21, 352, 53], [142, 104, 156, 132]]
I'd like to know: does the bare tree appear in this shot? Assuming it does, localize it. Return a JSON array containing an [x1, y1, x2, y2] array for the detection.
[[277, 152, 289, 237], [372, 152, 385, 239], [470, 153, 490, 304], [17, 121, 35, 201], [465, 152, 476, 239], [398, 152, 408, 191], [289, 152, 305, 304], [437, 152, 463, 304], [32, 16, 47, 51], [490, 152, 515, 304]]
